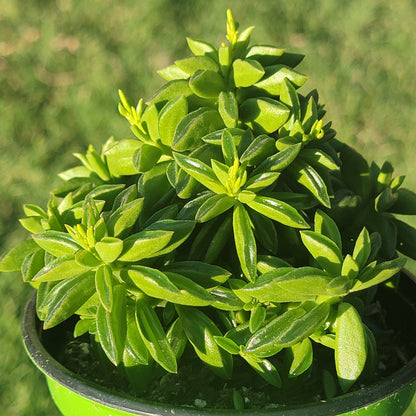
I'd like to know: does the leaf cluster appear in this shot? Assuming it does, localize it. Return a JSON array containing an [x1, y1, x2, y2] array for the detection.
[[1, 9, 416, 404]]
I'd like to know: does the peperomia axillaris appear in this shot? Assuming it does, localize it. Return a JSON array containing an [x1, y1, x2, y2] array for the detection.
[[2, 9, 416, 405]]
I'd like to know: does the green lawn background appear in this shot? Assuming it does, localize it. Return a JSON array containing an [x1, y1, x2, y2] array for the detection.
[[1, 1, 415, 414]]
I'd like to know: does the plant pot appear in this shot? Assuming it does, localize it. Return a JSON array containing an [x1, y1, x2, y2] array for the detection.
[[22, 271, 416, 416]]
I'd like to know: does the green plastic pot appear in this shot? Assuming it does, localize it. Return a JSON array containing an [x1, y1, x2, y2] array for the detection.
[[22, 272, 416, 416]]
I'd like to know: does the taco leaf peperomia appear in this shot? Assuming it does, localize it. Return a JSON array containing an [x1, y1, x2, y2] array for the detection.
[[1, 9, 416, 406]]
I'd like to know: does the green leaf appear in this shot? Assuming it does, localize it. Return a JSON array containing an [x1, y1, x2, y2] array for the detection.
[[390, 188, 416, 215], [218, 92, 238, 128], [214, 336, 240, 355], [233, 204, 257, 282], [150, 80, 192, 104], [145, 219, 195, 256], [335, 303, 367, 392], [106, 198, 144, 238], [246, 195, 309, 229], [33, 255, 91, 282], [164, 261, 231, 289], [186, 37, 216, 56], [290, 160, 331, 208], [210, 286, 245, 311], [173, 152, 227, 194], [95, 237, 123, 264], [314, 210, 342, 251], [95, 265, 114, 312], [157, 64, 189, 81], [232, 58, 265, 88], [172, 108, 224, 152], [189, 70, 225, 98], [177, 305, 233, 379], [351, 257, 405, 292], [250, 210, 278, 253], [135, 298, 177, 373], [241, 267, 331, 303], [42, 272, 95, 329], [166, 272, 214, 306], [0, 239, 39, 272], [253, 143, 301, 175], [253, 64, 308, 95], [245, 45, 285, 66], [241, 354, 282, 387], [158, 95, 188, 146], [280, 78, 301, 122], [249, 304, 266, 333], [21, 249, 45, 283], [240, 134, 275, 167], [175, 55, 219, 74], [123, 266, 180, 301], [395, 219, 416, 259], [133, 143, 162, 173], [33, 231, 81, 258], [245, 308, 306, 356], [300, 230, 343, 276], [244, 172, 280, 192], [289, 338, 313, 377], [240, 97, 290, 134], [196, 194, 235, 222], [302, 149, 339, 171], [352, 228, 371, 268], [123, 307, 149, 365], [221, 129, 238, 165], [104, 139, 142, 177], [118, 230, 173, 262], [74, 249, 102, 268]]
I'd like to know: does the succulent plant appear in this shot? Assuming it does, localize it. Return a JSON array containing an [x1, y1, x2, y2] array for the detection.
[[2, 9, 416, 404]]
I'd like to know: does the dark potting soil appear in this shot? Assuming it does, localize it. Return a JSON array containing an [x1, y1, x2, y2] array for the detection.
[[48, 283, 416, 411]]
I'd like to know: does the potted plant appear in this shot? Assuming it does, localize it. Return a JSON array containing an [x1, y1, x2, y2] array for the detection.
[[1, 9, 416, 416]]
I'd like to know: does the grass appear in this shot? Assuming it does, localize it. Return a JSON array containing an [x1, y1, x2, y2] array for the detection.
[[1, 0, 415, 414]]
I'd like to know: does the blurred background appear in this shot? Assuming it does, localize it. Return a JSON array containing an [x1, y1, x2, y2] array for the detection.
[[1, 0, 415, 414]]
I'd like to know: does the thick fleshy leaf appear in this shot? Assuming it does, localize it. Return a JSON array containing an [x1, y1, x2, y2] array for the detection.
[[241, 354, 282, 387], [140, 104, 159, 142], [245, 308, 306, 356], [21, 249, 45, 284], [232, 58, 265, 87], [351, 257, 405, 292], [189, 70, 225, 98], [164, 261, 231, 289], [135, 298, 177, 373], [150, 80, 192, 104], [210, 287, 245, 311], [253, 64, 307, 95], [250, 210, 278, 253], [289, 338, 313, 377], [300, 230, 343, 276], [221, 129, 238, 165], [0, 239, 40, 272], [123, 307, 149, 365], [42, 272, 95, 329], [96, 285, 127, 366], [352, 228, 371, 268], [133, 143, 162, 173], [244, 172, 280, 192], [290, 160, 331, 208], [158, 95, 188, 146], [218, 92, 238, 128], [157, 64, 189, 81], [177, 305, 233, 379], [241, 267, 331, 303], [253, 143, 301, 175], [240, 97, 290, 134], [106, 198, 144, 238], [33, 255, 91, 282], [395, 219, 416, 260], [95, 265, 114, 312], [246, 195, 309, 228], [186, 37, 216, 56], [175, 55, 219, 74], [123, 266, 180, 301], [118, 230, 173, 262], [335, 303, 367, 392], [314, 210, 342, 251], [390, 188, 416, 215], [245, 45, 285, 66], [104, 139, 142, 176], [95, 237, 123, 264], [172, 108, 224, 152], [233, 204, 257, 282], [249, 304, 266, 333], [196, 194, 235, 222], [33, 231, 81, 257], [240, 135, 275, 167], [173, 152, 227, 194]]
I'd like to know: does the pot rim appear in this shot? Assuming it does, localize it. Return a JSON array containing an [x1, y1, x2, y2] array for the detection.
[[22, 272, 416, 416]]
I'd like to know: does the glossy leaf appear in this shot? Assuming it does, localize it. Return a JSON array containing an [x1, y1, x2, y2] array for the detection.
[[186, 37, 216, 56], [42, 272, 95, 329], [335, 302, 367, 392], [245, 45, 285, 65], [240, 134, 275, 166], [218, 91, 238, 128], [175, 55, 219, 74], [95, 265, 114, 312], [32, 255, 91, 282], [0, 239, 40, 272], [106, 198, 144, 238], [300, 230, 343, 276], [158, 95, 188, 146], [172, 108, 224, 152], [95, 237, 123, 264], [233, 204, 257, 281], [249, 304, 266, 333], [33, 231, 80, 257], [352, 228, 371, 268], [189, 70, 225, 98], [241, 354, 282, 387], [195, 194, 235, 222], [135, 298, 177, 373], [253, 143, 301, 175], [232, 58, 265, 87], [314, 210, 342, 251], [133, 143, 162, 173], [177, 305, 233, 379], [221, 129, 238, 165], [240, 97, 290, 134], [289, 338, 313, 377], [104, 139, 142, 176]]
